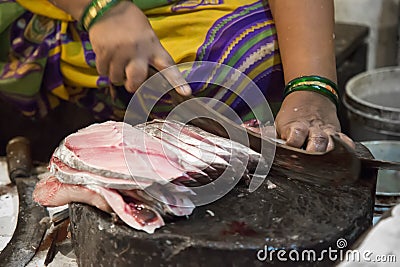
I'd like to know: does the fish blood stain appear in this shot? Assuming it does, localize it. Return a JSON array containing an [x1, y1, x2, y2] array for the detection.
[[127, 203, 158, 225]]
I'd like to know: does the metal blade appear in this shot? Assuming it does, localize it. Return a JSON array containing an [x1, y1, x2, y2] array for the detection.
[[360, 158, 400, 171], [0, 178, 48, 267], [273, 135, 361, 185], [0, 137, 49, 266]]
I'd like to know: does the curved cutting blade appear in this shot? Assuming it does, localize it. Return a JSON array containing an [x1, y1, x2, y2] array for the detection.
[[0, 177, 48, 267]]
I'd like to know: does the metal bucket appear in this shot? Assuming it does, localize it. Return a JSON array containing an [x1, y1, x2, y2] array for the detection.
[[343, 66, 400, 141], [361, 141, 400, 223]]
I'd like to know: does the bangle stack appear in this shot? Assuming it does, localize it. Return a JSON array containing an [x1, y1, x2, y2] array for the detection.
[[80, 0, 123, 31], [283, 76, 339, 108]]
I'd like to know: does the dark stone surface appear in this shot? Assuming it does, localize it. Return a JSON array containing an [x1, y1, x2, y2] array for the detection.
[[70, 144, 376, 267]]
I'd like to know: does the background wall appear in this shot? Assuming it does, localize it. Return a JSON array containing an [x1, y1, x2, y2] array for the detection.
[[334, 0, 400, 69]]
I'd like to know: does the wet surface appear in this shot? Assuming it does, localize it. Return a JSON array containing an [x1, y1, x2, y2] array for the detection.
[[0, 158, 18, 253], [70, 144, 376, 267]]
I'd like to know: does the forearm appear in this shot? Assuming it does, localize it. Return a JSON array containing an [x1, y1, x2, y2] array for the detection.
[[49, 0, 91, 20], [269, 0, 337, 83]]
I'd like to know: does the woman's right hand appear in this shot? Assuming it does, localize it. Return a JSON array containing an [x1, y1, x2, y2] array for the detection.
[[88, 1, 191, 95]]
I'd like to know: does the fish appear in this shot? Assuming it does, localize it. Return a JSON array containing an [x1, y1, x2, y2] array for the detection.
[[33, 120, 265, 233]]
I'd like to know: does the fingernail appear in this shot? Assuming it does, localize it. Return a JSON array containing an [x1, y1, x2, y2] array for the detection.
[[177, 84, 192, 96]]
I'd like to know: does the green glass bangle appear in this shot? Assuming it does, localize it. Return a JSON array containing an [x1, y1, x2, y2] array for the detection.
[[80, 0, 123, 31], [285, 76, 338, 93], [285, 84, 339, 107], [284, 76, 339, 108]]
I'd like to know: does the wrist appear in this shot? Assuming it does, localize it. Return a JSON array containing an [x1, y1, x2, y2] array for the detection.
[[282, 90, 337, 113], [49, 0, 91, 21]]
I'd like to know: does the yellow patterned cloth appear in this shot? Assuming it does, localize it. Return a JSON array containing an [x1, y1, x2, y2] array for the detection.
[[0, 0, 283, 119]]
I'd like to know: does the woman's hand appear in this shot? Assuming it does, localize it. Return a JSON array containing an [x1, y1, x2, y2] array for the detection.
[[275, 91, 354, 152], [88, 1, 191, 95]]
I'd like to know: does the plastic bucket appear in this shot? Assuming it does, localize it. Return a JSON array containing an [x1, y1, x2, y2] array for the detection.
[[343, 66, 400, 141]]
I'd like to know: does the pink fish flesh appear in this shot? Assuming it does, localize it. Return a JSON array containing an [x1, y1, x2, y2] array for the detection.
[[34, 120, 265, 233]]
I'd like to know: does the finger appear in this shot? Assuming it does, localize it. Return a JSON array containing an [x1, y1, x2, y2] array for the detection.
[[109, 55, 129, 85], [151, 48, 192, 96], [305, 126, 329, 152], [241, 125, 261, 134], [261, 125, 277, 139], [281, 122, 309, 148], [339, 133, 356, 149], [94, 50, 111, 77], [323, 128, 355, 151], [124, 59, 148, 93]]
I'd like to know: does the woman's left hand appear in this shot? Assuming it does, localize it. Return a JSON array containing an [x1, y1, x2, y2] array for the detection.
[[275, 90, 355, 152]]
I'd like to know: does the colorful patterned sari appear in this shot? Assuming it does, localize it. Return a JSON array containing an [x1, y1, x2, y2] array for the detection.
[[0, 0, 283, 120]]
